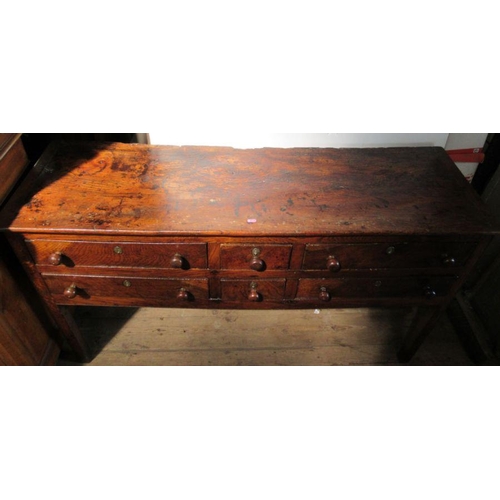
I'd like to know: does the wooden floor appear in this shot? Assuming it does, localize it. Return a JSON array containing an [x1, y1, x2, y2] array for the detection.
[[58, 306, 475, 365]]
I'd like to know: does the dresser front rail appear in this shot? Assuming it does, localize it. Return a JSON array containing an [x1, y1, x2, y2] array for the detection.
[[5, 231, 489, 362]]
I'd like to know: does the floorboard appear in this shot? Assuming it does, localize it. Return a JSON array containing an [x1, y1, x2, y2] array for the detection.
[[58, 307, 474, 366]]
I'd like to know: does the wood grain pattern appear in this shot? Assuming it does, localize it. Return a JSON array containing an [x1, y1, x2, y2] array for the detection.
[[220, 279, 286, 302], [1, 141, 499, 363], [302, 240, 476, 270], [220, 244, 292, 270], [296, 276, 458, 301], [0, 133, 16, 152], [1, 142, 498, 237], [26, 239, 207, 269], [44, 274, 210, 307], [64, 307, 473, 366]]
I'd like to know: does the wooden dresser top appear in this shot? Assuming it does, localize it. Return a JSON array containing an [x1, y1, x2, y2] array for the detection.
[[1, 141, 498, 237]]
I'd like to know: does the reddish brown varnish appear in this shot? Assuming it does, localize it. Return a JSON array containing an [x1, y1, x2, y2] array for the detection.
[[1, 141, 497, 237], [0, 141, 498, 363]]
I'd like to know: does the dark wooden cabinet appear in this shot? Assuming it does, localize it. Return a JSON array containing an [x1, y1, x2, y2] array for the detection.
[[0, 134, 59, 365], [1, 141, 498, 363]]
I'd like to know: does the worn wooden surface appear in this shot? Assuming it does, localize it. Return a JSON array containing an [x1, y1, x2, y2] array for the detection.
[[25, 239, 208, 269], [302, 241, 476, 269], [2, 142, 498, 363], [2, 142, 498, 236], [59, 307, 474, 366]]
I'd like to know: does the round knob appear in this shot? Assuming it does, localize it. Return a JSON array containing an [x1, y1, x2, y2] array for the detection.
[[424, 287, 437, 299], [249, 248, 265, 271], [319, 287, 331, 302], [63, 283, 77, 299], [248, 282, 261, 301], [442, 254, 456, 267], [250, 257, 265, 271], [171, 253, 184, 268], [48, 252, 62, 266], [177, 288, 190, 301], [326, 256, 341, 272]]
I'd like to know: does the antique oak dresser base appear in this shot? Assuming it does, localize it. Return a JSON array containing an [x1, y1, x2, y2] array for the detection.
[[1, 142, 498, 363]]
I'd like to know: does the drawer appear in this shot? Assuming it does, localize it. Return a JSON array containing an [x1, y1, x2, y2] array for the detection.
[[43, 274, 209, 306], [220, 244, 292, 271], [26, 240, 207, 270], [221, 279, 286, 302], [296, 277, 458, 301], [303, 241, 476, 271]]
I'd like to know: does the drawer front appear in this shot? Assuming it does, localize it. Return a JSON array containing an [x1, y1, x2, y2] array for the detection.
[[43, 275, 209, 306], [297, 277, 458, 301], [221, 279, 286, 302], [303, 241, 476, 271], [220, 244, 292, 271], [27, 240, 207, 269]]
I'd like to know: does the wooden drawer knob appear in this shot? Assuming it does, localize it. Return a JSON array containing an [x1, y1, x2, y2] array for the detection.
[[326, 255, 341, 272], [319, 287, 331, 302], [48, 252, 62, 266], [424, 286, 437, 299], [171, 253, 185, 268], [63, 283, 77, 299], [249, 248, 265, 271], [248, 282, 261, 301], [177, 288, 190, 301]]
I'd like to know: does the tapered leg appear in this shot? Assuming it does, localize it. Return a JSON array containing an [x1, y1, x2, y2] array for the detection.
[[398, 306, 443, 363], [51, 305, 91, 362]]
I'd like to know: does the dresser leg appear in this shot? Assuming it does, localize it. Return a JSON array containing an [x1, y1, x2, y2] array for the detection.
[[398, 306, 442, 363], [49, 305, 91, 363]]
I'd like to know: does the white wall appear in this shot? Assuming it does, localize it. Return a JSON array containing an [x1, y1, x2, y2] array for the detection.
[[445, 133, 487, 150], [147, 133, 448, 149]]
